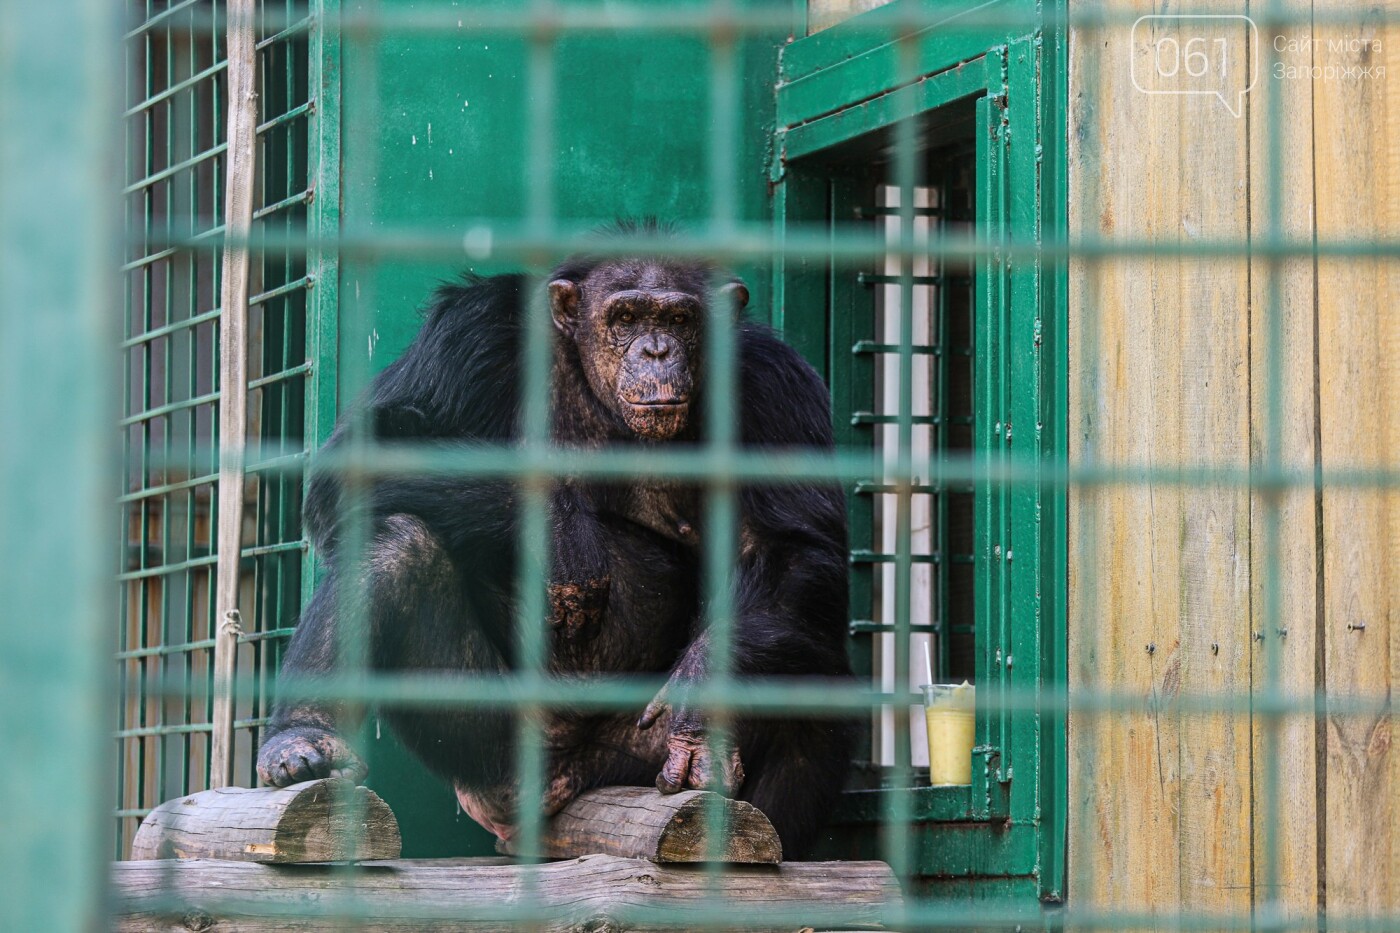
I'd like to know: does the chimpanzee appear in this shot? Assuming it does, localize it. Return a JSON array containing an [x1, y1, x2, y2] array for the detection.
[[257, 231, 854, 857]]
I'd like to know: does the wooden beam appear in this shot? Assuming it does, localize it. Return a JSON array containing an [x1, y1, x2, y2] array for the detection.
[[210, 0, 259, 790], [131, 779, 401, 864], [497, 786, 782, 864], [111, 855, 901, 932]]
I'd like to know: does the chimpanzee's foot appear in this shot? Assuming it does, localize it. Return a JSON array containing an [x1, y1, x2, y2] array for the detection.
[[455, 784, 516, 842], [257, 725, 367, 786], [454, 772, 582, 843]]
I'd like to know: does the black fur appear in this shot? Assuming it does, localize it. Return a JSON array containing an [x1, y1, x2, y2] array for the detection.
[[259, 256, 854, 858]]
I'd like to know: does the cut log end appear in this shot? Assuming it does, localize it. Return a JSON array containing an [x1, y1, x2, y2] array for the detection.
[[131, 778, 401, 863], [497, 786, 782, 864]]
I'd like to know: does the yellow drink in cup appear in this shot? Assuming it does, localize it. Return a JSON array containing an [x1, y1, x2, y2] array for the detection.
[[922, 682, 975, 785]]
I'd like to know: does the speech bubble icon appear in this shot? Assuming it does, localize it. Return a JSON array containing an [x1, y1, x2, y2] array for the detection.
[[1130, 14, 1259, 118]]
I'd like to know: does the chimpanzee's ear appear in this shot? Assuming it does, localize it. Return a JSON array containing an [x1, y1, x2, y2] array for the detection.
[[719, 280, 749, 317], [548, 279, 581, 336]]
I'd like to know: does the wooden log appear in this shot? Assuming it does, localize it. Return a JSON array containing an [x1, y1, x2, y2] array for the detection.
[[111, 854, 901, 932], [131, 779, 401, 863], [496, 786, 782, 864]]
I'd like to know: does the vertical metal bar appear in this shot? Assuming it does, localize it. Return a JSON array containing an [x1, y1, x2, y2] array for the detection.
[[303, 0, 341, 611], [830, 175, 877, 771], [0, 0, 119, 926], [702, 0, 740, 869], [211, 0, 261, 789], [1037, 7, 1070, 901], [935, 162, 951, 684], [883, 9, 920, 896], [1070, 1, 1105, 910], [514, 0, 558, 882], [1259, 0, 1286, 927]]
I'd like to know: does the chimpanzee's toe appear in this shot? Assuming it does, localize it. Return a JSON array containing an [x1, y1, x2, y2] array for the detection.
[[257, 727, 366, 787]]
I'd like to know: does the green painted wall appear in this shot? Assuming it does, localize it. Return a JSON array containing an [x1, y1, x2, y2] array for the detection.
[[333, 0, 790, 856]]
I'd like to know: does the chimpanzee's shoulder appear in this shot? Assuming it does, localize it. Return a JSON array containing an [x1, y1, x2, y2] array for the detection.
[[366, 273, 527, 441], [739, 322, 835, 450]]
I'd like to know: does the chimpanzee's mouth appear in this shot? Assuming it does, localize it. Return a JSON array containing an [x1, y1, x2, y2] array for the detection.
[[625, 399, 689, 409]]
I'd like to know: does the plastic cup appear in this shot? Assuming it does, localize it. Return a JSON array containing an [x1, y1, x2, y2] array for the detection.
[[921, 682, 975, 785]]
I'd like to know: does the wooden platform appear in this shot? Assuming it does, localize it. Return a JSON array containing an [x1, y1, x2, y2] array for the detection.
[[111, 855, 902, 932]]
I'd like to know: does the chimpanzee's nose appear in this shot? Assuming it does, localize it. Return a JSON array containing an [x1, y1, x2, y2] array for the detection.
[[639, 336, 670, 360]]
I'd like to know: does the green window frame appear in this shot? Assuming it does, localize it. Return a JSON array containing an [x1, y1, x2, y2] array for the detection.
[[770, 4, 1068, 905]]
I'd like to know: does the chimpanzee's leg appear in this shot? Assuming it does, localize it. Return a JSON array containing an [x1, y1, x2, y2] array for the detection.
[[736, 717, 856, 860], [257, 513, 510, 787]]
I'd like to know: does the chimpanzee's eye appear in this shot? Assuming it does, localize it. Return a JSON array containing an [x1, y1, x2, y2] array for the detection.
[[618, 310, 635, 324], [671, 313, 689, 326]]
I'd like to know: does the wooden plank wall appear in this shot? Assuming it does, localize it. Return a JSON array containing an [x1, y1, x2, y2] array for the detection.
[[1068, 0, 1398, 927]]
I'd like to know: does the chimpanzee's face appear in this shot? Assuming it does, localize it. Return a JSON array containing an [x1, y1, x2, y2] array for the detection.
[[549, 261, 747, 440]]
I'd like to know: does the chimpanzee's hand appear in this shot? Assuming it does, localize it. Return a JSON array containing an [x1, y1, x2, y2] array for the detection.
[[257, 725, 367, 786], [547, 575, 610, 641], [638, 683, 745, 795]]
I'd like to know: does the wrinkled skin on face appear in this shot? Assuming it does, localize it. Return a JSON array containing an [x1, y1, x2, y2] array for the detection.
[[549, 261, 748, 440]]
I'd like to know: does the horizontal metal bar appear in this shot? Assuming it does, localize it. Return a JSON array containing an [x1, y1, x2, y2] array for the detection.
[[236, 626, 295, 644], [857, 272, 946, 286], [117, 537, 302, 581], [850, 621, 976, 635], [852, 341, 940, 356], [849, 620, 938, 634], [254, 187, 317, 221], [121, 277, 310, 361], [117, 471, 218, 504], [113, 807, 154, 819], [115, 639, 216, 661], [125, 60, 228, 119], [123, 142, 228, 196], [249, 270, 314, 303], [257, 99, 314, 135], [130, 670, 1399, 720], [118, 451, 304, 505], [120, 389, 219, 427], [140, 223, 1400, 265], [856, 206, 945, 219], [117, 552, 215, 581], [851, 550, 942, 564], [122, 226, 220, 273], [121, 307, 221, 350], [852, 413, 972, 426], [123, 102, 312, 195], [854, 482, 974, 495], [114, 721, 211, 740], [244, 450, 308, 475], [122, 194, 312, 271], [240, 541, 305, 559], [130, 440, 1400, 491], [123, 0, 206, 40], [159, 4, 1387, 40], [254, 15, 314, 52], [247, 362, 311, 392]]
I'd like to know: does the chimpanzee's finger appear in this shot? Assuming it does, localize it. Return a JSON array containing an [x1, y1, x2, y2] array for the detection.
[[656, 736, 696, 793], [684, 741, 744, 795], [638, 683, 671, 729], [724, 747, 745, 794]]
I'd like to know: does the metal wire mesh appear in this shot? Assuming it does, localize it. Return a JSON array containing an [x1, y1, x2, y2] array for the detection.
[[117, 0, 316, 856]]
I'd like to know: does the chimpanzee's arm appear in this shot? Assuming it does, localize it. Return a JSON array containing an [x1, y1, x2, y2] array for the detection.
[[548, 481, 611, 639], [715, 322, 851, 676], [641, 325, 850, 793]]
